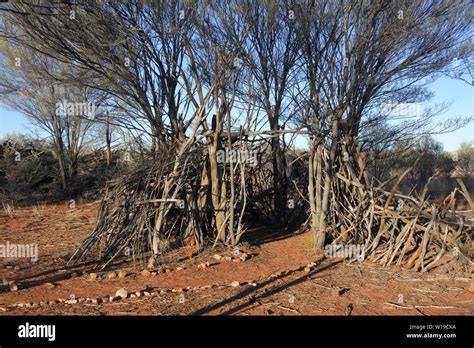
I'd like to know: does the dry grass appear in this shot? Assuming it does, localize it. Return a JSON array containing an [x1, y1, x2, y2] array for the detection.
[[1, 199, 15, 218]]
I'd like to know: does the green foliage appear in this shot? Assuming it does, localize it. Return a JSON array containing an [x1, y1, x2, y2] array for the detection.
[[456, 141, 474, 175], [369, 135, 470, 197]]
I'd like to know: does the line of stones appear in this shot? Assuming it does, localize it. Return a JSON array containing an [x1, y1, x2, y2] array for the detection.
[[8, 259, 320, 309]]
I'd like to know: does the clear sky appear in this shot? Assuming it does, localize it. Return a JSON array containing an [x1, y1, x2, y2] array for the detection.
[[427, 76, 473, 151], [0, 75, 472, 151]]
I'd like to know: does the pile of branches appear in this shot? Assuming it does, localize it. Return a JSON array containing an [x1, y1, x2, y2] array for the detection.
[[69, 134, 253, 269], [70, 136, 472, 273], [324, 148, 473, 272], [0, 139, 57, 201], [69, 144, 211, 269], [244, 144, 309, 226]]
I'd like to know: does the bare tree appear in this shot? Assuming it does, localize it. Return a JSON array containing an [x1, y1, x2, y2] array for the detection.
[[295, 0, 472, 249], [184, 1, 250, 245], [0, 0, 194, 152], [235, 1, 301, 221], [0, 45, 98, 193]]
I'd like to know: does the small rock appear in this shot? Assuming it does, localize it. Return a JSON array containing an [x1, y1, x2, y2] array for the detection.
[[345, 303, 353, 316], [135, 291, 143, 298], [223, 256, 232, 262], [144, 291, 151, 297], [65, 299, 78, 304], [46, 282, 56, 289], [115, 287, 128, 299], [332, 287, 349, 297], [232, 258, 241, 263], [151, 272, 157, 276], [118, 271, 127, 279], [89, 273, 98, 280], [304, 267, 311, 273], [213, 254, 222, 261], [141, 270, 151, 277], [165, 269, 172, 273], [240, 253, 249, 261], [231, 281, 240, 288], [14, 266, 20, 270], [107, 272, 117, 279], [176, 267, 184, 271], [109, 295, 120, 302], [160, 290, 167, 295], [130, 294, 136, 298], [9, 283, 18, 292]]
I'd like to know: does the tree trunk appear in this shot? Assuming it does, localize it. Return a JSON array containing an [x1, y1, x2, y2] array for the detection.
[[314, 117, 340, 250], [208, 135, 226, 242], [269, 118, 286, 222], [105, 111, 112, 166], [53, 138, 68, 192], [308, 141, 318, 234]]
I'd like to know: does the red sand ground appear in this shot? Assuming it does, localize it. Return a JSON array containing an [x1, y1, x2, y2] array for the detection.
[[0, 202, 472, 316]]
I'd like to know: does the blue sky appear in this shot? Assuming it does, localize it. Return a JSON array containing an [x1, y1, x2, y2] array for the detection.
[[0, 76, 472, 151], [427, 76, 473, 151]]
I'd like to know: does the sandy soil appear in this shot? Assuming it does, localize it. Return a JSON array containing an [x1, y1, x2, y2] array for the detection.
[[0, 202, 472, 316]]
